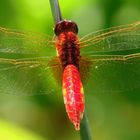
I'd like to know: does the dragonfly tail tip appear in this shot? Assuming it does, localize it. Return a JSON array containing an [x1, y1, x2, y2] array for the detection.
[[74, 122, 80, 131]]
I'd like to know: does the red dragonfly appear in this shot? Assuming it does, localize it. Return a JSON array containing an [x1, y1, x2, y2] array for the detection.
[[0, 20, 140, 130]]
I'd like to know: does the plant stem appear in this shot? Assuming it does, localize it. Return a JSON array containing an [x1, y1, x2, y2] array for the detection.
[[80, 111, 92, 140], [49, 1, 92, 139], [49, 0, 62, 23]]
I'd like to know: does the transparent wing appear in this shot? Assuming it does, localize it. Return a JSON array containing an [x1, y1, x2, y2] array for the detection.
[[0, 26, 56, 56], [80, 21, 140, 55], [80, 54, 140, 94], [0, 26, 61, 95], [0, 56, 62, 95]]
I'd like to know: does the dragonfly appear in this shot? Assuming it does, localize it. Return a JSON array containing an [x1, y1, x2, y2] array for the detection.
[[0, 20, 140, 130]]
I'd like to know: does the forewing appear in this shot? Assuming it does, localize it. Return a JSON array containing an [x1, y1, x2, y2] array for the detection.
[[80, 21, 140, 55], [0, 26, 56, 56]]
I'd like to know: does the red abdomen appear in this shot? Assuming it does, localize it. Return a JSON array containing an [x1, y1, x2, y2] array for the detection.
[[62, 64, 84, 130]]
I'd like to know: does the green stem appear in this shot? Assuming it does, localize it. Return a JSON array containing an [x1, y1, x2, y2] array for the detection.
[[49, 1, 92, 139], [80, 111, 92, 140], [49, 0, 62, 23]]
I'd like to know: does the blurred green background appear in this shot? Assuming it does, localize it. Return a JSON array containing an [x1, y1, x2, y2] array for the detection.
[[0, 0, 140, 140]]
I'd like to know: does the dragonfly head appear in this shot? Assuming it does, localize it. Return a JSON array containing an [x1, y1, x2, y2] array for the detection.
[[54, 20, 78, 36]]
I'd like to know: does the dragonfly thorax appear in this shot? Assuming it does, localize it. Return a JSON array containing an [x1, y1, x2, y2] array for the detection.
[[56, 31, 80, 69]]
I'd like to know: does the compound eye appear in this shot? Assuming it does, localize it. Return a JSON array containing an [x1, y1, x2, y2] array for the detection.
[[54, 20, 78, 36]]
